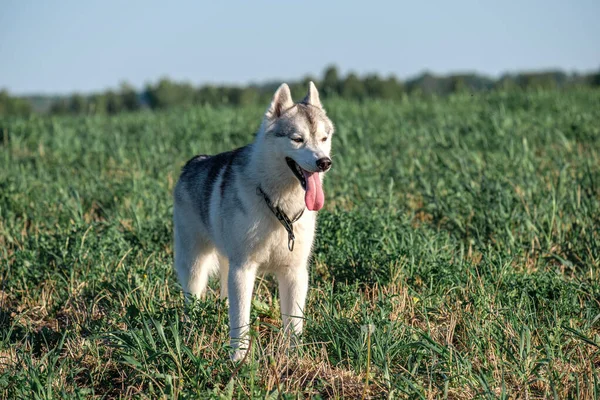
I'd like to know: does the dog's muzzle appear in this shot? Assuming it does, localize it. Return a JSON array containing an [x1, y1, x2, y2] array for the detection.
[[316, 157, 332, 172]]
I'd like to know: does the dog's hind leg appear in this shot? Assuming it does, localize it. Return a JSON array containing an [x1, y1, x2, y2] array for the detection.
[[174, 235, 217, 300], [174, 207, 217, 300], [186, 249, 218, 298]]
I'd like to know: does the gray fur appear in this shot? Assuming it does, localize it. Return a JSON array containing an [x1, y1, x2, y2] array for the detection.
[[173, 82, 334, 361], [179, 147, 250, 227]]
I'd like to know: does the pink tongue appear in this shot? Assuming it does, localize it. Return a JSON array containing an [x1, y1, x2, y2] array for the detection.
[[302, 170, 324, 211]]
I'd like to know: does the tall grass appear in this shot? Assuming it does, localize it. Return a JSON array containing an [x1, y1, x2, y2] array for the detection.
[[1, 89, 599, 398]]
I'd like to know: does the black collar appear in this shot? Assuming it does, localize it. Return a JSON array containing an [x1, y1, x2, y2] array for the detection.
[[256, 186, 305, 251]]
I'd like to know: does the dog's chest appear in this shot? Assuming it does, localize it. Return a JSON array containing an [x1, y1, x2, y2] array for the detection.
[[252, 215, 316, 270]]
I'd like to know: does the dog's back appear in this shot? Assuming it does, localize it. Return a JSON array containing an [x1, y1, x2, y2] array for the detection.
[[175, 147, 250, 229]]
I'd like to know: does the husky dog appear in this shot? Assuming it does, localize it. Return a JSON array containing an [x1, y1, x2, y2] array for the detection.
[[173, 82, 334, 360]]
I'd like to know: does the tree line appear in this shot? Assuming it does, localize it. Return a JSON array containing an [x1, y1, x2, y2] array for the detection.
[[2, 66, 599, 117]]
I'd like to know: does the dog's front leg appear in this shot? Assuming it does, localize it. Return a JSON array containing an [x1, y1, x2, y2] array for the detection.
[[227, 261, 258, 361], [277, 265, 309, 339]]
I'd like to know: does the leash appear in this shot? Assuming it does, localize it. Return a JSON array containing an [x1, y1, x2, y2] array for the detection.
[[256, 186, 305, 251]]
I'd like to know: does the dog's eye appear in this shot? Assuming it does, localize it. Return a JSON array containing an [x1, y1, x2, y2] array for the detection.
[[321, 136, 328, 142], [292, 137, 304, 143]]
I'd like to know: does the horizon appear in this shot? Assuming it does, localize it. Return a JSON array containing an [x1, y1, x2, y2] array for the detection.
[[7, 65, 600, 98], [1, 0, 599, 96]]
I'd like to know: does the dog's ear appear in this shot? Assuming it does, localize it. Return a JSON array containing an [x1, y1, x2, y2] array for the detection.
[[266, 83, 294, 119], [302, 81, 322, 109]]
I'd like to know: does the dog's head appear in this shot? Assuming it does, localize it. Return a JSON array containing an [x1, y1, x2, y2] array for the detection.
[[261, 82, 334, 211]]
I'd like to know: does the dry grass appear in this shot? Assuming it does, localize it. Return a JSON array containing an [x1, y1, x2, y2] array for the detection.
[[2, 90, 600, 398]]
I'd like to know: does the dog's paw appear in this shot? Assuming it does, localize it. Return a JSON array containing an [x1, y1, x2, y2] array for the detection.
[[230, 349, 247, 362]]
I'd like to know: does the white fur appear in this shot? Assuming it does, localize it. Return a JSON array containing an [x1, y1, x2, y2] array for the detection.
[[173, 82, 333, 361]]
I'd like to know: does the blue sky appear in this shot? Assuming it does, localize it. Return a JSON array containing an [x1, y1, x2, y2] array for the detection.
[[1, 0, 598, 95]]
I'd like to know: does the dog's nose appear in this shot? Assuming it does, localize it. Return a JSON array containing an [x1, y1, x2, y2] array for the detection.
[[316, 157, 332, 172]]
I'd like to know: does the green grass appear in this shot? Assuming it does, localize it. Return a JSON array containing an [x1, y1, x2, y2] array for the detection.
[[1, 89, 599, 399]]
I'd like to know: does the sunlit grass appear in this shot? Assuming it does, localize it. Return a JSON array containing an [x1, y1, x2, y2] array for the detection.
[[1, 89, 599, 398]]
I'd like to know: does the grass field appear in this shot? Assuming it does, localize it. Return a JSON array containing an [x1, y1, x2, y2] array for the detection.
[[1, 89, 599, 399]]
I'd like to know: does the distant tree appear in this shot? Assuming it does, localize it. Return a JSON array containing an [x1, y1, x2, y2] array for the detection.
[[322, 65, 340, 96], [195, 85, 226, 105], [567, 72, 584, 88], [514, 71, 567, 90], [225, 86, 260, 106], [88, 94, 108, 114], [495, 75, 519, 91], [448, 75, 469, 93], [363, 74, 384, 98], [223, 87, 241, 105], [592, 73, 600, 87], [146, 78, 195, 109], [0, 90, 32, 116], [178, 81, 194, 105], [452, 74, 494, 92], [145, 80, 162, 109], [362, 74, 404, 99], [382, 76, 404, 99], [405, 72, 442, 95], [68, 93, 87, 114], [341, 73, 366, 100], [105, 90, 123, 114], [239, 87, 260, 106], [586, 68, 600, 87], [13, 66, 600, 117], [49, 98, 69, 115], [120, 82, 139, 111]]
